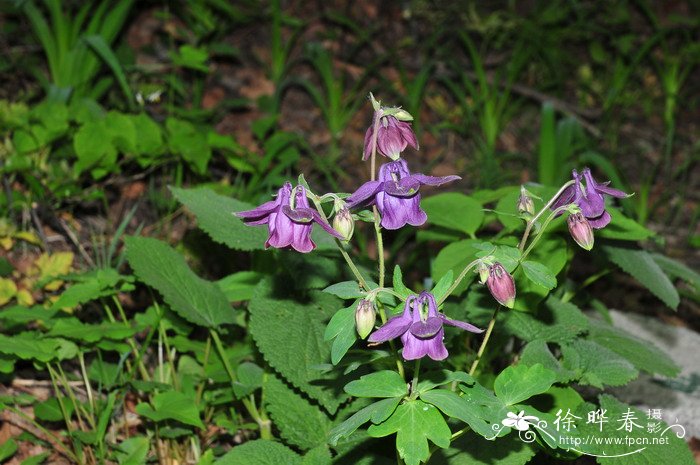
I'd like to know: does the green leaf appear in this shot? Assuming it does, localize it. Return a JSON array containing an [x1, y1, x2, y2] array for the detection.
[[432, 239, 481, 296], [323, 281, 364, 299], [323, 304, 357, 365], [132, 113, 164, 156], [216, 271, 265, 302], [327, 397, 401, 446], [47, 318, 139, 343], [170, 187, 267, 251], [521, 261, 557, 291], [301, 445, 332, 465], [414, 370, 474, 395], [215, 440, 301, 465], [264, 374, 332, 451], [519, 340, 575, 383], [367, 400, 451, 465], [166, 118, 211, 174], [431, 270, 453, 303], [0, 334, 61, 362], [603, 245, 679, 310], [125, 236, 236, 328], [248, 278, 346, 413], [0, 439, 17, 463], [423, 193, 484, 235], [20, 453, 49, 465], [83, 35, 133, 106], [134, 391, 204, 429], [393, 265, 413, 298], [232, 362, 264, 398], [598, 208, 655, 241], [576, 395, 694, 464], [115, 436, 149, 465], [503, 297, 589, 342], [34, 397, 74, 422], [561, 339, 638, 388], [344, 371, 407, 398], [73, 120, 116, 175], [430, 431, 535, 465], [651, 253, 700, 292], [421, 387, 509, 439], [587, 319, 679, 377], [494, 363, 557, 406]]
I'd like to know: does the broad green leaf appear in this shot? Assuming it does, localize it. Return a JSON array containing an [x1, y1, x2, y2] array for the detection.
[[651, 253, 700, 292], [0, 334, 61, 362], [215, 440, 301, 465], [328, 397, 401, 446], [264, 374, 332, 451], [301, 445, 332, 465], [166, 117, 211, 174], [115, 436, 149, 465], [503, 297, 589, 342], [73, 120, 116, 175], [587, 319, 679, 377], [421, 387, 509, 439], [232, 362, 264, 398], [216, 271, 264, 302], [494, 363, 557, 406], [132, 113, 164, 156], [47, 318, 140, 343], [170, 187, 267, 251], [0, 439, 17, 462], [134, 391, 204, 429], [561, 339, 638, 388], [432, 239, 481, 296], [430, 430, 535, 465], [125, 236, 236, 328], [248, 278, 346, 413], [20, 453, 49, 465], [323, 281, 364, 299], [431, 270, 453, 303], [393, 265, 413, 298], [367, 400, 451, 465], [323, 304, 357, 365], [519, 340, 575, 383], [575, 395, 694, 464], [34, 397, 74, 421], [105, 111, 136, 152], [521, 260, 557, 291], [344, 371, 407, 398], [598, 208, 655, 241], [414, 370, 474, 394], [423, 193, 484, 235], [51, 268, 123, 309], [603, 245, 679, 310]]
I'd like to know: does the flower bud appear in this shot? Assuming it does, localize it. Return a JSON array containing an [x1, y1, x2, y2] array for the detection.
[[486, 263, 516, 308], [517, 186, 535, 218], [477, 261, 490, 284], [355, 299, 377, 339], [567, 212, 594, 250], [332, 202, 355, 242]]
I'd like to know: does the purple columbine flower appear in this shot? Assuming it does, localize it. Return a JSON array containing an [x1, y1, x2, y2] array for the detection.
[[363, 113, 419, 161], [551, 168, 629, 228], [346, 159, 460, 230], [368, 291, 483, 361], [486, 263, 516, 308], [236, 182, 344, 253]]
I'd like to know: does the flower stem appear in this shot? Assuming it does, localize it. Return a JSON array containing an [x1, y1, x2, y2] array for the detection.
[[210, 329, 272, 439], [410, 359, 422, 398], [469, 305, 501, 376], [437, 259, 481, 305], [518, 180, 575, 252], [520, 205, 570, 262]]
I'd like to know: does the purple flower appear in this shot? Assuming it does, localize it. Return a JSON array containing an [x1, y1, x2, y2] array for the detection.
[[567, 212, 594, 250], [486, 263, 516, 308], [346, 159, 460, 230], [368, 291, 483, 361], [363, 113, 419, 161], [551, 168, 628, 228], [236, 182, 344, 253]]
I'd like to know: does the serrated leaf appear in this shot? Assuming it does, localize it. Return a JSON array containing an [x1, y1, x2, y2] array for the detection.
[[603, 245, 679, 310], [494, 363, 557, 406], [503, 297, 589, 342], [587, 319, 679, 377], [598, 208, 655, 241], [651, 253, 700, 292], [0, 334, 61, 362], [125, 236, 236, 328], [216, 271, 264, 302], [264, 373, 332, 450], [170, 187, 267, 251], [344, 371, 407, 398], [561, 339, 638, 388], [367, 400, 451, 465], [328, 397, 401, 446], [519, 340, 575, 383], [323, 281, 364, 299], [301, 445, 332, 465], [47, 318, 140, 343], [214, 439, 301, 465], [115, 436, 149, 465], [134, 391, 204, 428], [421, 388, 509, 439], [423, 193, 484, 235], [521, 261, 557, 291], [248, 278, 346, 413], [430, 430, 535, 465]]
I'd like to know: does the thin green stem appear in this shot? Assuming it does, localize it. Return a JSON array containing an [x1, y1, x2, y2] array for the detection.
[[520, 205, 569, 261], [210, 330, 272, 440], [195, 335, 212, 405], [437, 259, 481, 305], [410, 359, 422, 398], [4, 405, 80, 463], [469, 306, 500, 376], [518, 180, 575, 252]]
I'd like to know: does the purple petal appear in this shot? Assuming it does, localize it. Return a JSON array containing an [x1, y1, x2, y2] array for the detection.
[[578, 192, 606, 218], [397, 121, 419, 150], [409, 317, 443, 338], [363, 125, 374, 161], [441, 316, 484, 334], [236, 199, 279, 219], [550, 185, 576, 212], [368, 315, 412, 342], [304, 208, 346, 239], [291, 223, 315, 253], [410, 174, 461, 187], [377, 123, 406, 158], [384, 178, 421, 197], [346, 181, 383, 208], [282, 206, 314, 223], [595, 182, 628, 198], [587, 210, 611, 229], [378, 193, 427, 230], [265, 212, 295, 249], [425, 329, 448, 361], [400, 332, 430, 360]]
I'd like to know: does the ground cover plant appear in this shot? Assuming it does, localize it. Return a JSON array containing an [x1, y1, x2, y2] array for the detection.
[[0, 1, 699, 464]]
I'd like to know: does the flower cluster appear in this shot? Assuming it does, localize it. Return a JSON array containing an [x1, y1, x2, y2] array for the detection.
[[368, 291, 483, 361]]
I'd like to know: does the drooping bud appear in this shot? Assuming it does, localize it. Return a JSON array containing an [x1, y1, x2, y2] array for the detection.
[[486, 262, 516, 308], [517, 186, 535, 219], [567, 212, 594, 250], [355, 299, 377, 339], [332, 200, 355, 242], [477, 261, 490, 284]]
